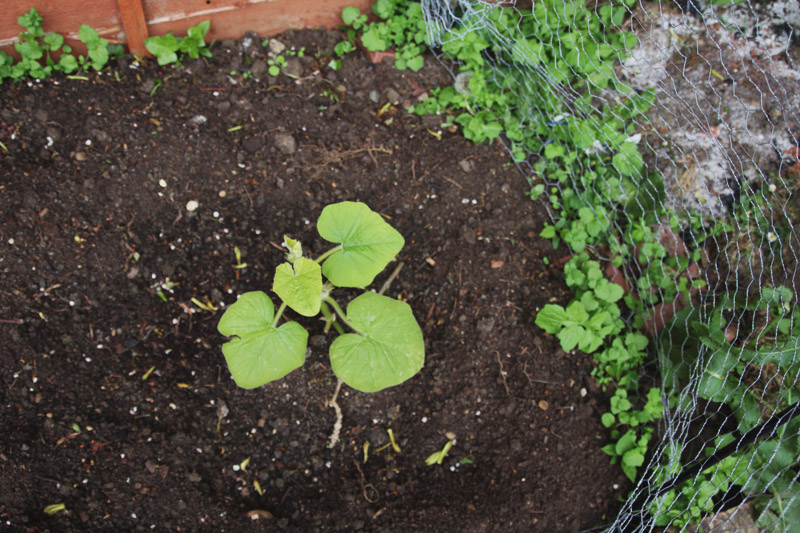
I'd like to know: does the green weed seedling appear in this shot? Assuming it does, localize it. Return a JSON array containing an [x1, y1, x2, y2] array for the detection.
[[218, 201, 425, 393], [341, 1, 428, 71], [145, 20, 211, 66], [0, 8, 117, 83]]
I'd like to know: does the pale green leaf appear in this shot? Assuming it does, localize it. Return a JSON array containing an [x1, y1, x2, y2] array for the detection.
[[329, 293, 424, 392], [273, 257, 322, 317], [535, 304, 567, 334], [361, 29, 387, 51], [218, 291, 307, 388], [342, 6, 361, 26], [78, 25, 99, 43], [565, 301, 588, 323], [558, 324, 585, 351], [318, 202, 404, 288]]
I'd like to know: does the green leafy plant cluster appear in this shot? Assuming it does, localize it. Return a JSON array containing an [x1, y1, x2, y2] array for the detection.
[[257, 42, 306, 77], [0, 8, 122, 83], [650, 419, 800, 530], [535, 252, 663, 481], [336, 0, 665, 483], [338, 0, 796, 524], [144, 20, 211, 66], [650, 286, 800, 526], [218, 202, 425, 393], [536, 253, 625, 354], [340, 0, 428, 71]]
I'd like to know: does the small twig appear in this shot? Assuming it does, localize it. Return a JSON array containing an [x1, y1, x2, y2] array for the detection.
[[0, 318, 23, 324], [442, 175, 463, 189], [326, 379, 344, 449], [522, 361, 561, 386], [495, 351, 511, 396], [353, 460, 380, 503], [378, 262, 404, 296]]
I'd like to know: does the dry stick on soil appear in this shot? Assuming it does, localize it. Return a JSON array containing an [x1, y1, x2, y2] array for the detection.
[[326, 379, 344, 448], [326, 262, 406, 448], [496, 351, 511, 396], [306, 142, 392, 179], [353, 460, 380, 503]]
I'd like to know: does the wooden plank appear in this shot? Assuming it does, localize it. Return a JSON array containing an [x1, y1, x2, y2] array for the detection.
[[1, 0, 374, 58], [141, 0, 374, 45], [0, 0, 123, 58], [118, 0, 151, 57]]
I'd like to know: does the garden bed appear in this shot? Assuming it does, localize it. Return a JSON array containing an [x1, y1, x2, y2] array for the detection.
[[0, 29, 627, 531]]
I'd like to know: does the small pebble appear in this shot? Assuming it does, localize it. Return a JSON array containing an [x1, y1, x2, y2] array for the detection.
[[159, 179, 167, 188], [186, 200, 199, 212]]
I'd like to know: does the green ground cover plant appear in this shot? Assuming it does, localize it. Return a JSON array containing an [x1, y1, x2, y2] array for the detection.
[[0, 8, 123, 83], [339, 0, 798, 523], [145, 20, 212, 66], [217, 201, 425, 393], [338, 0, 662, 482], [6, 0, 797, 526]]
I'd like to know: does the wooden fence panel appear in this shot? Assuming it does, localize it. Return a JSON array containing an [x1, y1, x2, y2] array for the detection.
[[1, 0, 374, 58]]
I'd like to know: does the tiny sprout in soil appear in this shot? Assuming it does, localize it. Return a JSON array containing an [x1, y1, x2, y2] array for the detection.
[[218, 201, 425, 393]]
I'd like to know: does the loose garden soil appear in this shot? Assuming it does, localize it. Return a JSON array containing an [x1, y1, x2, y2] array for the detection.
[[0, 29, 628, 532]]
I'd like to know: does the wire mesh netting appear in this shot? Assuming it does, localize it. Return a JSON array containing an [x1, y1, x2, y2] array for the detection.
[[418, 0, 800, 530]]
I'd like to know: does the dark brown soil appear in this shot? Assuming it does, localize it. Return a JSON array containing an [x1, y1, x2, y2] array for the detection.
[[0, 29, 627, 532]]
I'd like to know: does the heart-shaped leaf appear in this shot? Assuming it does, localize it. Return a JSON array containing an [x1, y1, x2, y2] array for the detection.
[[317, 202, 404, 288], [273, 257, 322, 317], [218, 291, 307, 389], [329, 293, 424, 392]]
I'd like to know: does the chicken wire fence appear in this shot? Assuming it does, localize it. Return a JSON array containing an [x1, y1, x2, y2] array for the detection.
[[418, 0, 800, 530]]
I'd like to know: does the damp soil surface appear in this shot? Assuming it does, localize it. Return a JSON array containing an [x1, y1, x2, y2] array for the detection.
[[0, 30, 627, 532]]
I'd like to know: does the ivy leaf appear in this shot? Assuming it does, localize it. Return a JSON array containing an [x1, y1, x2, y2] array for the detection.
[[329, 293, 424, 392], [273, 257, 323, 317], [218, 292, 307, 388], [317, 202, 404, 288]]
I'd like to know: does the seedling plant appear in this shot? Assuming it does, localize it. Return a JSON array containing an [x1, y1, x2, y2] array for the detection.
[[218, 201, 424, 393], [145, 20, 212, 66], [1, 8, 123, 83]]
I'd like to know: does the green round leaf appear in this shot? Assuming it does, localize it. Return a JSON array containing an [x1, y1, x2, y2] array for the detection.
[[342, 6, 361, 26], [329, 293, 424, 392], [218, 291, 307, 389], [317, 202, 404, 288], [273, 257, 322, 317]]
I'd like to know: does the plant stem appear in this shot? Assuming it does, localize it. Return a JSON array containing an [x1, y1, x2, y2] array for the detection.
[[320, 301, 345, 335], [326, 379, 344, 449], [324, 296, 360, 334], [379, 261, 404, 295], [271, 301, 287, 328], [315, 245, 343, 264]]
